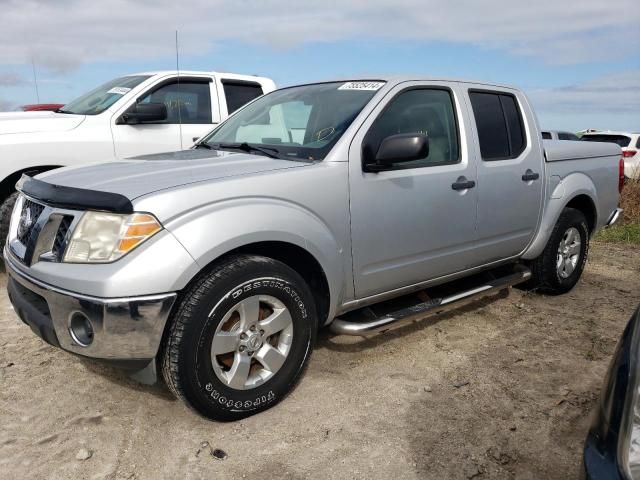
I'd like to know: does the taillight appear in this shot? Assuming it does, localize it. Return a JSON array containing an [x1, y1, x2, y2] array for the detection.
[[623, 150, 637, 158], [619, 157, 625, 193]]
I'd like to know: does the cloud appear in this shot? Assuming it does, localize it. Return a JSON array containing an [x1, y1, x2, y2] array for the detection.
[[0, 72, 28, 87], [0, 0, 638, 73], [528, 71, 640, 115], [0, 99, 17, 111]]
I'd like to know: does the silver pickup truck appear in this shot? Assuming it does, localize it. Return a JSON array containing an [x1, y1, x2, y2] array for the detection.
[[4, 77, 623, 420]]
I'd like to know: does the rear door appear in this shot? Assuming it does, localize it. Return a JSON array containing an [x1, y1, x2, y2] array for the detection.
[[349, 81, 479, 298], [112, 76, 220, 158], [466, 87, 544, 261]]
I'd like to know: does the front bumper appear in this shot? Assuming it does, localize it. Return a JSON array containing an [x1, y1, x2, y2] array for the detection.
[[5, 251, 176, 365]]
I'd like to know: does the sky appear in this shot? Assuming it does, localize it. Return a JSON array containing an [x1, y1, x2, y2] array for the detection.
[[0, 0, 638, 132]]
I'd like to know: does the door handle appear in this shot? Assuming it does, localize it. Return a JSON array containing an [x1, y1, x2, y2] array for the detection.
[[451, 177, 476, 191], [522, 169, 540, 182]]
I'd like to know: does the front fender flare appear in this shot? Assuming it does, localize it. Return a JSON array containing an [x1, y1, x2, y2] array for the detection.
[[165, 197, 346, 319]]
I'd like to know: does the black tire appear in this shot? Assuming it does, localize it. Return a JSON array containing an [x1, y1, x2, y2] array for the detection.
[[0, 192, 19, 254], [528, 207, 589, 295], [162, 254, 317, 421]]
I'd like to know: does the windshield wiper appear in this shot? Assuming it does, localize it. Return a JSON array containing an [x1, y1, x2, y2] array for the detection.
[[209, 142, 281, 159], [54, 108, 73, 114]]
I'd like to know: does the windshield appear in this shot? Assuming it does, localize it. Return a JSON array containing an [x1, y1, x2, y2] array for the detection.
[[61, 75, 151, 115], [581, 134, 631, 147], [201, 81, 385, 160]]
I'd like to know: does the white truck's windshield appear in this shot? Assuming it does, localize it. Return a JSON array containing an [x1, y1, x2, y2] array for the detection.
[[201, 81, 385, 160], [60, 75, 151, 116]]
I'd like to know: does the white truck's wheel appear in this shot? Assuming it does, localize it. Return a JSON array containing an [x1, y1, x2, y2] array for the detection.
[[161, 254, 317, 421], [0, 192, 19, 256]]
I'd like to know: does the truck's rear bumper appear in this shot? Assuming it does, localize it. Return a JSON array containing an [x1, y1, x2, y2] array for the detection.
[[5, 250, 176, 365], [605, 208, 623, 227]]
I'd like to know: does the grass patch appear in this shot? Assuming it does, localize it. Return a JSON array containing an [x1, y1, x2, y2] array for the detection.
[[595, 223, 640, 244]]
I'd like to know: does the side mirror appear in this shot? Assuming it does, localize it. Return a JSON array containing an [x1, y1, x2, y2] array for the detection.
[[365, 133, 429, 172], [118, 102, 167, 125]]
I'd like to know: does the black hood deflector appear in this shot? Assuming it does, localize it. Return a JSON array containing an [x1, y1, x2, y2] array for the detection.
[[18, 174, 134, 213]]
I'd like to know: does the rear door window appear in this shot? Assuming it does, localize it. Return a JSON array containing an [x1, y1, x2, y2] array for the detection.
[[469, 90, 527, 161], [221, 80, 264, 114]]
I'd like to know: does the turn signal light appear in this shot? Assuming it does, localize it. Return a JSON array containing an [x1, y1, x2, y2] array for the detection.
[[117, 214, 162, 254]]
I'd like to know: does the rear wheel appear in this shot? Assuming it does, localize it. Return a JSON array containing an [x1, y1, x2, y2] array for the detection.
[[162, 254, 317, 421], [528, 207, 589, 295]]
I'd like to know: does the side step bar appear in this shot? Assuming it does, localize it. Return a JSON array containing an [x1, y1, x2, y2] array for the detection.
[[330, 265, 531, 336]]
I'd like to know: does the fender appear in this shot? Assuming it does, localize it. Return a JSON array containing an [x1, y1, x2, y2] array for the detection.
[[522, 172, 598, 260], [164, 197, 346, 321]]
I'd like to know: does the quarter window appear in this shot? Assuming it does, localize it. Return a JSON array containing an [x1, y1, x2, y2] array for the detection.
[[469, 90, 527, 161], [541, 132, 552, 140], [137, 80, 212, 124], [363, 88, 460, 169], [222, 80, 264, 114]]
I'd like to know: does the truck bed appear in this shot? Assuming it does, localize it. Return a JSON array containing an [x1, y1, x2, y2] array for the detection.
[[543, 139, 620, 162]]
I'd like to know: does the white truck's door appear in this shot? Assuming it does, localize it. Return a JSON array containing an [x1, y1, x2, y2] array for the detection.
[[111, 76, 221, 158], [349, 82, 479, 298], [465, 86, 544, 261]]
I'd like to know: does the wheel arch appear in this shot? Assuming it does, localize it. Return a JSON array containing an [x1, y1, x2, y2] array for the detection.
[[523, 187, 598, 261], [0, 165, 62, 203], [565, 194, 597, 234], [177, 240, 333, 328]]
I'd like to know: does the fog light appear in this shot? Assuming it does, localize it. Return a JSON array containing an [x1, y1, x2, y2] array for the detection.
[[69, 312, 94, 347]]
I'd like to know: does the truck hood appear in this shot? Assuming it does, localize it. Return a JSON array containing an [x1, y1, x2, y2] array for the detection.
[[37, 149, 311, 200], [0, 111, 85, 135]]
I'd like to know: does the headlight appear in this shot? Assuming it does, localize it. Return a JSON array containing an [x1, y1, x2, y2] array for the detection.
[[63, 211, 162, 263]]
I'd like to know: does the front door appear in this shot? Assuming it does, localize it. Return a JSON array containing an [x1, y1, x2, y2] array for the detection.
[[112, 78, 218, 158], [349, 82, 479, 298]]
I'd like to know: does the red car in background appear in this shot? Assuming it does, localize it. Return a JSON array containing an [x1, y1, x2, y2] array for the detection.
[[19, 103, 64, 112]]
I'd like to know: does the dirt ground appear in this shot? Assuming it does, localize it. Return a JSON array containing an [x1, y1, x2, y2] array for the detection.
[[1, 242, 639, 480]]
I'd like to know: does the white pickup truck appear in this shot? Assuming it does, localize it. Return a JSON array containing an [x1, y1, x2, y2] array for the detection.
[[0, 70, 276, 241]]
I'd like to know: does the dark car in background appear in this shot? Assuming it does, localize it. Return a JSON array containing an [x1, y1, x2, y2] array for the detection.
[[541, 130, 580, 141], [583, 307, 640, 479]]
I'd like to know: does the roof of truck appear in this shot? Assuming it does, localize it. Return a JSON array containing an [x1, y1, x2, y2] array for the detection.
[[281, 75, 520, 91], [126, 70, 273, 82]]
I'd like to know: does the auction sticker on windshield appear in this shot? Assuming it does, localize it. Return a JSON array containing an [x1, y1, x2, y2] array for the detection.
[[338, 81, 385, 91], [107, 87, 132, 95]]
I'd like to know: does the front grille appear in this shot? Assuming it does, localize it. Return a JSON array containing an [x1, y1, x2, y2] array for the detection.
[[52, 216, 73, 260], [16, 198, 45, 246]]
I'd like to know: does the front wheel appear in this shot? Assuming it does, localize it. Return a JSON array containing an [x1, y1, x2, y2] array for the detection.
[[0, 192, 19, 252], [528, 207, 589, 295], [161, 255, 317, 421]]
